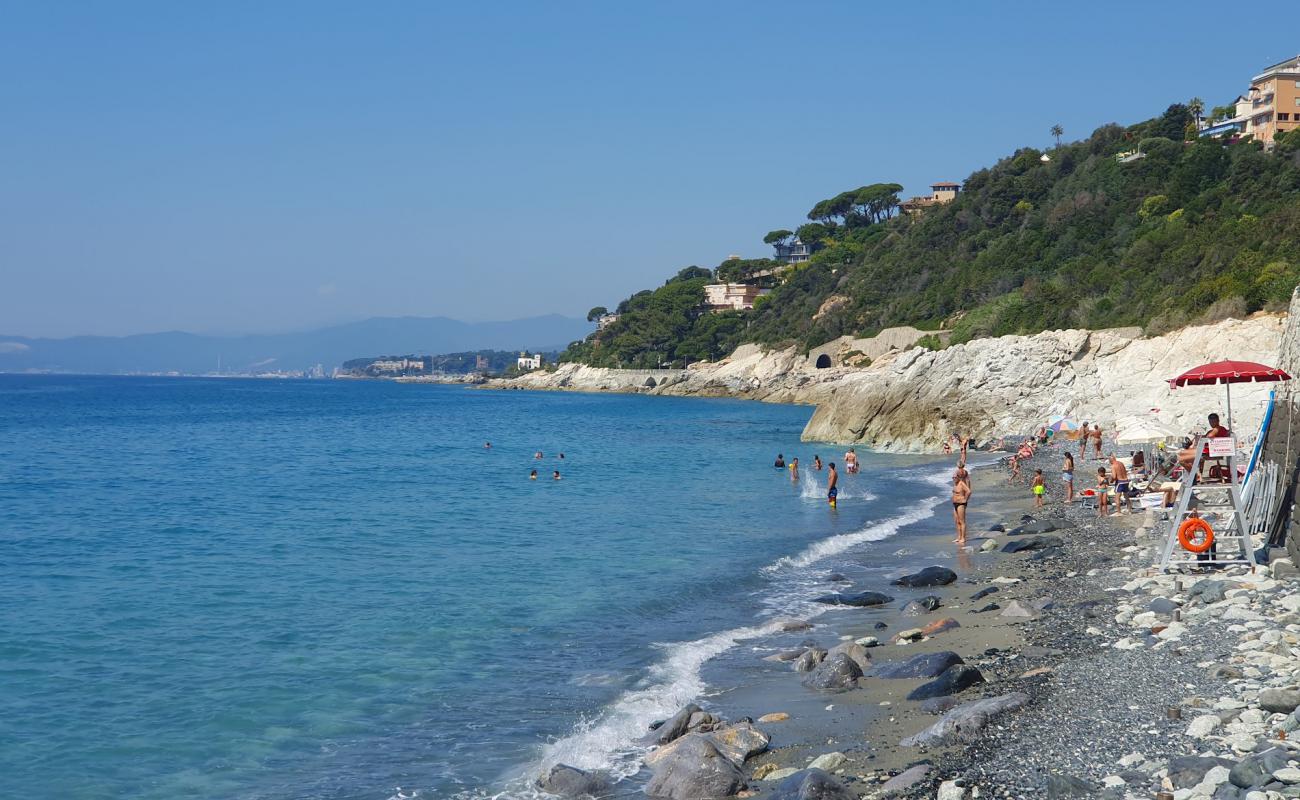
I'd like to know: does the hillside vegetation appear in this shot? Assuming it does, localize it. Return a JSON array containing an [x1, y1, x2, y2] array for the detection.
[[564, 105, 1300, 368]]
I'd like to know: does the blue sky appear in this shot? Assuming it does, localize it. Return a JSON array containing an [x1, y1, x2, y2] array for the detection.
[[2, 1, 1296, 337]]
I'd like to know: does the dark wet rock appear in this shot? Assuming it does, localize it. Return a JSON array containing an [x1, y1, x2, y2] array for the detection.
[[1002, 535, 1065, 554], [972, 603, 1000, 613], [769, 768, 857, 800], [644, 735, 747, 799], [901, 596, 943, 615], [826, 641, 872, 672], [907, 665, 986, 701], [1214, 784, 1245, 800], [1168, 757, 1236, 789], [971, 586, 999, 600], [920, 696, 963, 715], [1046, 774, 1099, 797], [654, 704, 702, 745], [873, 622, 889, 629], [877, 765, 932, 796], [825, 573, 847, 583], [989, 523, 1006, 532], [792, 649, 826, 673], [812, 591, 892, 607], [892, 566, 958, 587], [900, 693, 1031, 746], [1259, 688, 1300, 713], [1008, 518, 1074, 536], [1230, 748, 1288, 788], [537, 764, 613, 797], [874, 651, 965, 679], [801, 653, 863, 691]]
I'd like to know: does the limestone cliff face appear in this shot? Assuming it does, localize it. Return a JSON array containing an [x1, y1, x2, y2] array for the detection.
[[491, 316, 1287, 451], [802, 316, 1285, 451]]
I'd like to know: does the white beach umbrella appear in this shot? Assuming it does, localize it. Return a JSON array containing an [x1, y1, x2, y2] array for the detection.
[[1114, 417, 1181, 445]]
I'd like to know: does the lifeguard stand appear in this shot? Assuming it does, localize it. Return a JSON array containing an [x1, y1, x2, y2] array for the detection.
[[1156, 436, 1255, 571]]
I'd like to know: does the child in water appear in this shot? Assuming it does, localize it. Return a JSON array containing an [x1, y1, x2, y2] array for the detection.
[[1032, 469, 1045, 507]]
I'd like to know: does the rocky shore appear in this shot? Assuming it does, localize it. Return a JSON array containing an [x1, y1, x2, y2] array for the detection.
[[489, 315, 1285, 452], [534, 441, 1300, 800]]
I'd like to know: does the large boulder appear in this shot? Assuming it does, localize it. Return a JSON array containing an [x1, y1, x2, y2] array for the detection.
[[644, 735, 747, 799], [802, 653, 864, 691], [768, 768, 858, 800], [1259, 688, 1300, 714], [892, 566, 958, 587], [826, 641, 872, 672], [653, 704, 703, 745], [900, 693, 1031, 746], [1230, 747, 1290, 789], [792, 648, 827, 673], [706, 722, 770, 766], [537, 764, 613, 797], [812, 591, 893, 607], [906, 665, 986, 701], [1002, 535, 1064, 554], [873, 651, 965, 679], [1167, 756, 1237, 790]]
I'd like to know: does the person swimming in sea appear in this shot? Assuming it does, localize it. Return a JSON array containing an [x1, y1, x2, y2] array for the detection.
[[813, 455, 822, 471], [535, 451, 544, 460], [484, 441, 492, 449], [774, 454, 785, 469], [530, 469, 537, 480], [827, 462, 839, 508], [552, 470, 561, 480]]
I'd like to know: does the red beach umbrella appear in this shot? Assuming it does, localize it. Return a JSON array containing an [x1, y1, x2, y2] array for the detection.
[[1168, 360, 1291, 388], [1169, 360, 1291, 437]]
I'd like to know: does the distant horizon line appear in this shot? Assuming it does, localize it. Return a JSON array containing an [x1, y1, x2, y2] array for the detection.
[[0, 311, 590, 342]]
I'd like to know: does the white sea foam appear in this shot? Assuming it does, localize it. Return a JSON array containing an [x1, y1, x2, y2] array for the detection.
[[530, 618, 789, 784], [762, 499, 941, 573], [797, 470, 876, 501]]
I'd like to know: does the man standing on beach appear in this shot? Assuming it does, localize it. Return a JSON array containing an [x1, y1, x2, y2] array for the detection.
[[1109, 454, 1130, 513], [951, 472, 971, 545], [827, 462, 838, 508], [1063, 451, 1075, 502]]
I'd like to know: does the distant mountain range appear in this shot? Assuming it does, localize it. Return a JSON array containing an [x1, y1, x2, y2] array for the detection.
[[0, 315, 593, 375]]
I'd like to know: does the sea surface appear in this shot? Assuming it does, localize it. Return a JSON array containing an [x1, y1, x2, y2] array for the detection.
[[0, 376, 952, 799]]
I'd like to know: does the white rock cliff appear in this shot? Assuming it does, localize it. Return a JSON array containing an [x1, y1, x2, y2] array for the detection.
[[493, 316, 1288, 452]]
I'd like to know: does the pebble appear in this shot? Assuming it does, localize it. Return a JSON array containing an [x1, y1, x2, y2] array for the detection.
[[757, 712, 789, 723], [808, 751, 846, 771]]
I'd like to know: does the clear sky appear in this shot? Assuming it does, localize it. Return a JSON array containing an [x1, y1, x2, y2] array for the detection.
[[2, 1, 1296, 338]]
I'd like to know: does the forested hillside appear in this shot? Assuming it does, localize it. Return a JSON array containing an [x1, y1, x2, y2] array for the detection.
[[563, 105, 1300, 368]]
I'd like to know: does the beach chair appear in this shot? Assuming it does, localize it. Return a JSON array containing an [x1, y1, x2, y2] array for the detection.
[[1079, 490, 1098, 510]]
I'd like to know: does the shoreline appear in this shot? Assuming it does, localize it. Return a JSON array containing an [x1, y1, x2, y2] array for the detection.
[[551, 439, 1300, 799]]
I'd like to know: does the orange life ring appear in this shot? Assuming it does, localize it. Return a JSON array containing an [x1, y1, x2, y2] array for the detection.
[[1178, 518, 1215, 553]]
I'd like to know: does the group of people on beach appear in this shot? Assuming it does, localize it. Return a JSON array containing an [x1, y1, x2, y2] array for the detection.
[[773, 447, 859, 507]]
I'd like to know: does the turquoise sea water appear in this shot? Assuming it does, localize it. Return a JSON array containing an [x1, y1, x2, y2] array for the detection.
[[0, 376, 949, 799]]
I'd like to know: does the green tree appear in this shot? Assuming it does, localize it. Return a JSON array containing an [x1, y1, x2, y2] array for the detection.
[[1188, 97, 1204, 127], [666, 266, 713, 284], [1050, 124, 1064, 148], [586, 306, 608, 322], [763, 229, 794, 246]]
